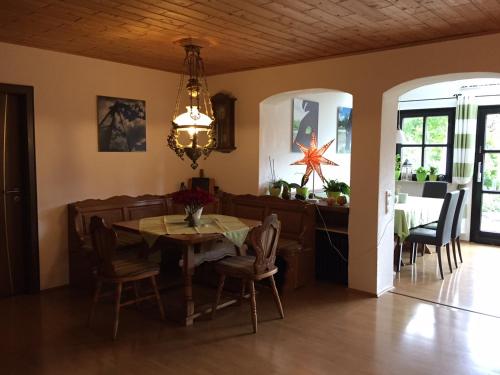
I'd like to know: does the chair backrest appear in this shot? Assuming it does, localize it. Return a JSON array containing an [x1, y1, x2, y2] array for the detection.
[[89, 216, 118, 277], [452, 188, 468, 239], [249, 214, 281, 275], [422, 181, 448, 198], [436, 191, 459, 245]]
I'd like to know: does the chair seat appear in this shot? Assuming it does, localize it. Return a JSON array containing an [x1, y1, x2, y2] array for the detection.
[[215, 255, 277, 278], [407, 227, 439, 245], [422, 222, 438, 230], [110, 258, 160, 278]]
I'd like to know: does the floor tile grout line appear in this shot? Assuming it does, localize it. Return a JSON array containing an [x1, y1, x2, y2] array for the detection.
[[389, 290, 500, 319]]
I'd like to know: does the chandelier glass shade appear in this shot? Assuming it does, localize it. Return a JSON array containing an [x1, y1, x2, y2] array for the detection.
[[168, 43, 216, 169]]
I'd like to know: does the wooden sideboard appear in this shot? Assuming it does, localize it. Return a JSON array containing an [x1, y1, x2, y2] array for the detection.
[[314, 201, 349, 285]]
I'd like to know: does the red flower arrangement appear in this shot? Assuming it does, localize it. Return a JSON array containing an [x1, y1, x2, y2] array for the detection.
[[172, 188, 214, 213]]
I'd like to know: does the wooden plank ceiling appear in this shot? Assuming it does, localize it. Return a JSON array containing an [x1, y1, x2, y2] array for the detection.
[[1, 0, 500, 75]]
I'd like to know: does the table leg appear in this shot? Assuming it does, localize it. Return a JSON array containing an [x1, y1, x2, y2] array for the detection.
[[182, 244, 196, 326]]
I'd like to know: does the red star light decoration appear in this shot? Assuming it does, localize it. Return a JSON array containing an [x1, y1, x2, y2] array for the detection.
[[291, 132, 338, 184]]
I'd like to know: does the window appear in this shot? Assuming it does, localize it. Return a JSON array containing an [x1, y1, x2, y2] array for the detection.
[[397, 108, 455, 180]]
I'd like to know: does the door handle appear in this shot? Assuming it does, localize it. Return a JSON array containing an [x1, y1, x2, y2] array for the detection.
[[477, 162, 482, 183], [4, 188, 20, 194]]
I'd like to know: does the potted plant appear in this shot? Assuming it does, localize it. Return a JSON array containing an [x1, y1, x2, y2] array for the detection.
[[268, 157, 282, 197], [415, 166, 428, 182], [323, 179, 351, 203], [172, 188, 214, 227], [395, 154, 401, 180], [429, 166, 438, 181], [289, 174, 309, 200]]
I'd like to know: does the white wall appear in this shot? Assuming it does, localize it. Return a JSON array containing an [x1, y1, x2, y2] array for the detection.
[[207, 33, 500, 296], [0, 42, 194, 289], [260, 90, 352, 193]]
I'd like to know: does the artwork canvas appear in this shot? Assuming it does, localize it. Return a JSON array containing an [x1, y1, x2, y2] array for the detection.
[[292, 98, 319, 153], [337, 107, 352, 154], [97, 96, 146, 152]]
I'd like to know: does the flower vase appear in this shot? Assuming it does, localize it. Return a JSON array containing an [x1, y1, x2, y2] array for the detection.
[[185, 207, 203, 227]]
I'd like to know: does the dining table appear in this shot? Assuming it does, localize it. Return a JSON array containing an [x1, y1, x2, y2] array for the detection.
[[394, 195, 444, 269], [113, 214, 261, 326]]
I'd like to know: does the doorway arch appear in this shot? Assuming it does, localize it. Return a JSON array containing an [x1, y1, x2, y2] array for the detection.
[[378, 72, 500, 293]]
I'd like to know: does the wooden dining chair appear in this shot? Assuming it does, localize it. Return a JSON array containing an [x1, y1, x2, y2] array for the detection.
[[212, 214, 284, 333], [407, 191, 459, 279], [88, 216, 165, 340]]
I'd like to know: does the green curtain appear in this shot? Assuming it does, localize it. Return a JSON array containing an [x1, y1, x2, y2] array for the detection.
[[453, 96, 477, 184]]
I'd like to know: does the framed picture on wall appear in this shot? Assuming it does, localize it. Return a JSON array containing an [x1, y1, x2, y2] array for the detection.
[[337, 107, 352, 154], [97, 95, 146, 152], [292, 98, 319, 152]]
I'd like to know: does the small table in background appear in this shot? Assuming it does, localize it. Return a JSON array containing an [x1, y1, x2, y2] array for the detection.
[[394, 196, 444, 270]]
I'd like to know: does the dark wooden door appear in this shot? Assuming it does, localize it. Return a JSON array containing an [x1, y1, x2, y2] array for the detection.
[[471, 105, 500, 245], [0, 91, 31, 296]]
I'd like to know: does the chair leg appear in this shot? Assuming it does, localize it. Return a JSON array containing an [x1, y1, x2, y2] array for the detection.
[[419, 244, 425, 257], [151, 276, 165, 321], [451, 239, 458, 268], [445, 243, 453, 273], [396, 242, 403, 272], [87, 280, 102, 327], [457, 237, 463, 263], [239, 279, 246, 305], [269, 275, 284, 319], [248, 280, 257, 333], [113, 282, 123, 340], [436, 246, 444, 280], [212, 274, 226, 320], [133, 281, 141, 311]]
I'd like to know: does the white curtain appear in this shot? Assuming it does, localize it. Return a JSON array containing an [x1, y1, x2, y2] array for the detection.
[[453, 96, 477, 185]]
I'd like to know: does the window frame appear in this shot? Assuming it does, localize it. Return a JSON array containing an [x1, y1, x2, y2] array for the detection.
[[396, 107, 456, 182]]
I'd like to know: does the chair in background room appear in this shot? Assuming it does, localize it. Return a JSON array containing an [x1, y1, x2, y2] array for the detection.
[[212, 214, 284, 333], [406, 191, 459, 279], [424, 188, 468, 267], [422, 181, 448, 198], [88, 216, 165, 340]]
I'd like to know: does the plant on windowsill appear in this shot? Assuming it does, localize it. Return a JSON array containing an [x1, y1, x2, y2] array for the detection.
[[395, 154, 402, 180], [268, 157, 282, 197], [415, 166, 428, 182], [289, 174, 309, 201], [429, 166, 438, 181], [323, 179, 350, 205]]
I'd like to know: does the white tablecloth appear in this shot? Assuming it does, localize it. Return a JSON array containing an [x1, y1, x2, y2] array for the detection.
[[394, 196, 444, 240]]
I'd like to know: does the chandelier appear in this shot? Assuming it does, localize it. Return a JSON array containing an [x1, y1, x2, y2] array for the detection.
[[168, 41, 216, 169]]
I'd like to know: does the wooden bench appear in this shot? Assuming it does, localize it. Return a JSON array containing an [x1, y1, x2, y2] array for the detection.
[[68, 195, 172, 288], [219, 194, 316, 292]]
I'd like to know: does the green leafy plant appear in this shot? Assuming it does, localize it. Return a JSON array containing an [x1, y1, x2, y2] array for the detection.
[[323, 179, 351, 195], [395, 154, 401, 171], [416, 166, 428, 174], [288, 174, 309, 190], [429, 166, 438, 175]]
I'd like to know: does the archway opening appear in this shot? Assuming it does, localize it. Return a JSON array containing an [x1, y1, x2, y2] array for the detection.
[[379, 73, 500, 312], [259, 88, 353, 195]]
